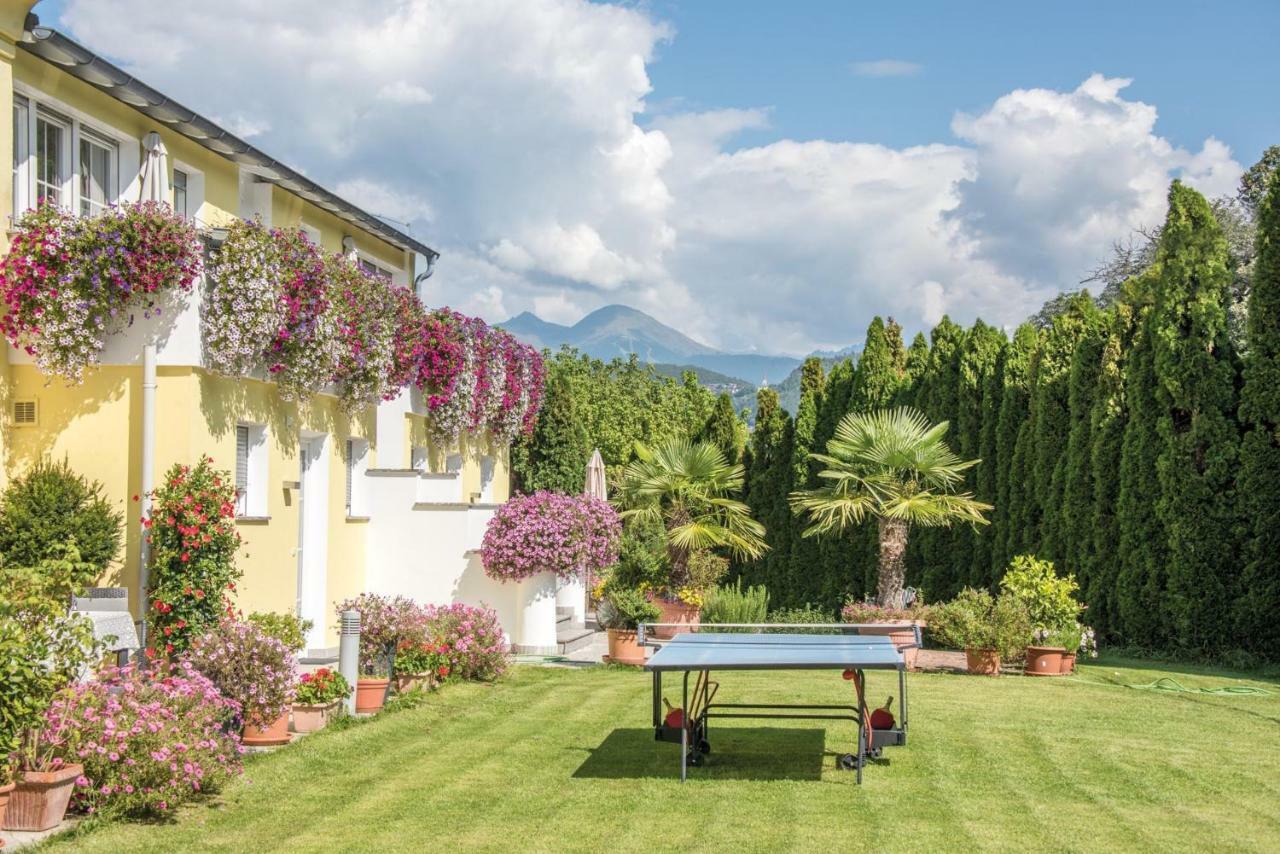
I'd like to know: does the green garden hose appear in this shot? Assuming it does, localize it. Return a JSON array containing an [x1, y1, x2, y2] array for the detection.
[[1125, 677, 1273, 696]]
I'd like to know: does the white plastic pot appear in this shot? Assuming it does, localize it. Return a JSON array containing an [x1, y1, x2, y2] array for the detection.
[[516, 571, 559, 654]]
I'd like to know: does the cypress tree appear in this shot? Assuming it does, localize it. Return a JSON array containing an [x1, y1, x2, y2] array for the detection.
[[1115, 276, 1168, 647], [1060, 305, 1110, 583], [699, 393, 743, 464], [510, 373, 590, 494], [911, 317, 964, 596], [960, 321, 1006, 588], [788, 358, 825, 604], [895, 332, 930, 407], [1031, 293, 1103, 564], [1236, 170, 1280, 659], [993, 324, 1036, 576], [813, 359, 856, 603], [1150, 182, 1240, 654], [740, 388, 793, 595], [1086, 303, 1137, 641]]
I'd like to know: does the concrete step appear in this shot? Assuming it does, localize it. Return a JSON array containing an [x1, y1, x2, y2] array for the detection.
[[556, 605, 574, 620], [556, 627, 598, 655]]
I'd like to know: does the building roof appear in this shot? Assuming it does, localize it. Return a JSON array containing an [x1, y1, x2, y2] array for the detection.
[[18, 19, 439, 263]]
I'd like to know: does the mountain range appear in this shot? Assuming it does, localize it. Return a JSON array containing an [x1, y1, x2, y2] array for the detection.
[[500, 304, 802, 385]]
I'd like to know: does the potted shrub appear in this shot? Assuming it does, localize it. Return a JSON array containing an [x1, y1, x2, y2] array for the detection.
[[393, 640, 449, 693], [617, 440, 766, 639], [1056, 624, 1098, 673], [422, 603, 510, 681], [998, 555, 1084, 675], [1, 552, 97, 832], [598, 587, 662, 666], [929, 588, 1031, 676], [1025, 629, 1066, 676], [185, 620, 297, 746], [841, 598, 931, 670], [292, 668, 351, 733], [336, 594, 423, 712]]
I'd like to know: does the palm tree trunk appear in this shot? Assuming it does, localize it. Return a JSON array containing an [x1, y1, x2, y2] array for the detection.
[[876, 517, 909, 608]]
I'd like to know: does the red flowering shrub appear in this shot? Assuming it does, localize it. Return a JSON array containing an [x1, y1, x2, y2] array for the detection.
[[144, 456, 242, 656]]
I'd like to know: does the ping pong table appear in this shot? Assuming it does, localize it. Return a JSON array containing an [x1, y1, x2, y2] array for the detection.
[[641, 625, 913, 783]]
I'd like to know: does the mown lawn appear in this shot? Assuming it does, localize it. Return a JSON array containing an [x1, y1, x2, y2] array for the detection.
[[41, 658, 1280, 853]]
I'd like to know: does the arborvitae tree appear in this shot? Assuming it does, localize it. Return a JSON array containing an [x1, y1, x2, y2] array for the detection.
[[911, 317, 965, 596], [699, 393, 743, 464], [959, 321, 1006, 588], [813, 359, 856, 603], [895, 332, 930, 408], [1115, 277, 1168, 647], [1031, 293, 1103, 564], [739, 388, 793, 594], [1086, 303, 1136, 641], [510, 373, 591, 494], [788, 358, 825, 604], [1150, 182, 1240, 653], [1059, 305, 1110, 583], [1236, 170, 1280, 659], [993, 324, 1036, 576]]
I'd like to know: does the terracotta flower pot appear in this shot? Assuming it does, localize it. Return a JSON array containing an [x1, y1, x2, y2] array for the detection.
[[857, 621, 924, 671], [355, 677, 390, 713], [605, 628, 647, 665], [1059, 652, 1077, 674], [1024, 646, 1066, 676], [242, 712, 291, 746], [0, 780, 15, 836], [292, 701, 340, 733], [394, 673, 423, 694], [649, 597, 700, 639], [964, 648, 1001, 676], [3, 764, 82, 832]]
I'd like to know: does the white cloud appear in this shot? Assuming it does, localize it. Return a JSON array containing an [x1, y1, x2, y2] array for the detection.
[[851, 59, 922, 78], [58, 4, 1243, 354]]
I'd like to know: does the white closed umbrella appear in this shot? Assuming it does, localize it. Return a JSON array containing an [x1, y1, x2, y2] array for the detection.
[[138, 131, 169, 204], [584, 448, 607, 501]]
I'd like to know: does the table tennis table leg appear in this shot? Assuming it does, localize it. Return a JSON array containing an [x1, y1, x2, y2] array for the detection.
[[653, 670, 662, 727], [899, 667, 908, 738], [856, 668, 865, 785], [680, 669, 689, 783]]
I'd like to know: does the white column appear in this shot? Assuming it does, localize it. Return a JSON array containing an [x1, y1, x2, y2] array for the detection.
[[555, 573, 586, 624]]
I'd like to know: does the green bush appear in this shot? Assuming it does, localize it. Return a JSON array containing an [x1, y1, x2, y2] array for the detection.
[[767, 604, 837, 634], [928, 588, 1032, 659], [702, 578, 769, 630], [247, 611, 312, 654], [0, 544, 99, 783], [998, 554, 1082, 632], [687, 549, 730, 593], [598, 587, 662, 631], [0, 459, 123, 584]]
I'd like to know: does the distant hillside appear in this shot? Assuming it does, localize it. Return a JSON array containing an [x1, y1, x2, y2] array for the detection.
[[731, 350, 861, 422], [650, 363, 753, 393], [499, 304, 802, 384]]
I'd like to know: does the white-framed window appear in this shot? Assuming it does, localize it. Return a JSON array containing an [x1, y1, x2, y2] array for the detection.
[[358, 257, 394, 282], [35, 109, 70, 208], [78, 129, 117, 217], [12, 98, 29, 222], [345, 438, 369, 516], [410, 446, 428, 472], [300, 222, 322, 246], [173, 168, 188, 218], [235, 423, 269, 517]]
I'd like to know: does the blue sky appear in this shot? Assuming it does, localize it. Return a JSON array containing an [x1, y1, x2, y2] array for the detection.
[[38, 1, 1279, 355], [640, 0, 1279, 165]]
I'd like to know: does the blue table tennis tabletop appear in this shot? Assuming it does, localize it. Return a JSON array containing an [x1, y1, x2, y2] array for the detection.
[[644, 632, 904, 672]]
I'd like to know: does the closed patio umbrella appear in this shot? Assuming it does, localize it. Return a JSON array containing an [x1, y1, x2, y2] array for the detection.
[[561, 449, 608, 622], [138, 131, 169, 204], [584, 448, 607, 501]]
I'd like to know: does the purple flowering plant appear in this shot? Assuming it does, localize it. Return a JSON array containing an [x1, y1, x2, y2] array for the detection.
[[335, 593, 427, 676], [43, 659, 243, 817], [423, 602, 510, 681], [481, 491, 621, 583], [184, 619, 298, 726]]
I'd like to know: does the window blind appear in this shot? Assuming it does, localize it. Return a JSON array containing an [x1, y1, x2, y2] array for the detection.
[[235, 426, 249, 515]]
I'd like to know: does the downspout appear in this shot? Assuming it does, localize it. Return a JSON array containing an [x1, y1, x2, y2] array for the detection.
[[137, 343, 157, 654]]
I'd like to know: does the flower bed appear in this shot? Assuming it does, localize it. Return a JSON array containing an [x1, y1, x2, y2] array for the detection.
[[184, 620, 297, 728], [43, 660, 243, 817], [423, 603, 509, 681]]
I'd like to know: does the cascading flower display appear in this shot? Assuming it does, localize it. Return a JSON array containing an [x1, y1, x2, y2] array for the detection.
[[0, 202, 202, 383], [424, 310, 479, 442], [143, 456, 243, 657], [387, 285, 427, 392], [480, 491, 621, 583], [203, 219, 285, 377], [268, 227, 340, 400], [43, 659, 243, 818], [326, 254, 398, 411]]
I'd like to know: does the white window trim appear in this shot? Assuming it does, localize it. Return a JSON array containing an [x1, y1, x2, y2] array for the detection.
[[12, 96, 29, 222], [345, 437, 370, 517], [13, 82, 139, 219], [300, 222, 322, 247], [355, 249, 405, 286], [170, 159, 205, 223], [77, 126, 118, 218], [236, 423, 269, 517]]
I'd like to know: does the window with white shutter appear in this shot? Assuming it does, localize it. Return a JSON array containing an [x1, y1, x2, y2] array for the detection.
[[235, 424, 268, 517], [235, 426, 250, 516]]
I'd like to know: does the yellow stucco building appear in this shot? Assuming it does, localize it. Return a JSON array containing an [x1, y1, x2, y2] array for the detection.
[[0, 3, 521, 655]]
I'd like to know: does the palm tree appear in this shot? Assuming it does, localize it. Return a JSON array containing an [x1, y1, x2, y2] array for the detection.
[[790, 408, 991, 607], [617, 439, 767, 588]]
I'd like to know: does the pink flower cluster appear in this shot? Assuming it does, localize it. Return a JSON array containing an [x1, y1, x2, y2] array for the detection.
[[421, 602, 510, 681], [0, 202, 201, 382], [481, 491, 621, 583], [42, 659, 243, 817], [184, 619, 298, 725], [336, 593, 426, 676]]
